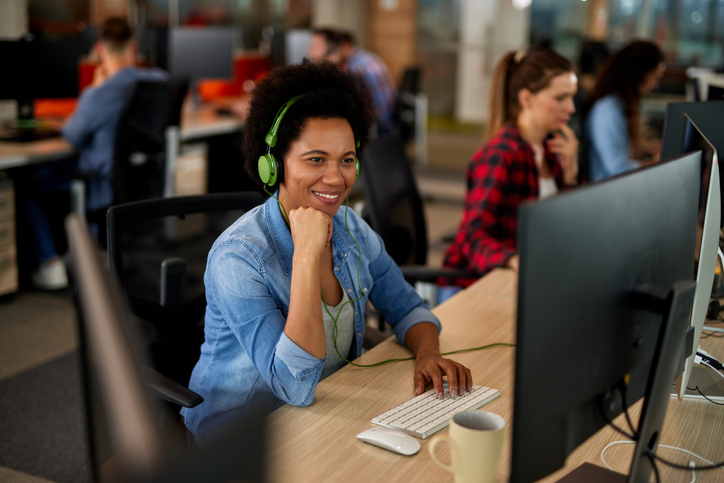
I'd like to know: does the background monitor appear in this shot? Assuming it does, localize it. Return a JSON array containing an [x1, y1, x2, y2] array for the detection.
[[66, 215, 267, 482], [0, 40, 80, 119], [661, 100, 724, 227], [285, 29, 313, 65], [675, 115, 723, 401], [512, 153, 700, 482], [168, 27, 235, 80], [708, 84, 724, 101]]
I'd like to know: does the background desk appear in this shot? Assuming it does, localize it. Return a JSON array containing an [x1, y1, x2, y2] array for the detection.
[[267, 269, 724, 482]]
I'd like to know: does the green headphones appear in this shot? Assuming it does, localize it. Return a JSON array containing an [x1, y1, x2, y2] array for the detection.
[[257, 94, 360, 186]]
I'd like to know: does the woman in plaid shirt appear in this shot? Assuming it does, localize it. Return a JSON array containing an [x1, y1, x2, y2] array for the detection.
[[443, 48, 580, 282]]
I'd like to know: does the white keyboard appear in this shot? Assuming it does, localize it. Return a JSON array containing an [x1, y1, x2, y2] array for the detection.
[[371, 382, 500, 439]]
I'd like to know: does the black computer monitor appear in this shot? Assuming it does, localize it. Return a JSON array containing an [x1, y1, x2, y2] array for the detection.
[[66, 215, 267, 483], [708, 84, 724, 101], [167, 27, 235, 80], [511, 153, 700, 482], [661, 100, 724, 227], [0, 39, 80, 120]]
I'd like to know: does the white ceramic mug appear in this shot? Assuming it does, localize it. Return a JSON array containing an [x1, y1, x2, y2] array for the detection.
[[429, 411, 505, 483]]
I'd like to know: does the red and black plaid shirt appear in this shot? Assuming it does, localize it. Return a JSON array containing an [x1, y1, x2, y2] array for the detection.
[[443, 123, 564, 282]]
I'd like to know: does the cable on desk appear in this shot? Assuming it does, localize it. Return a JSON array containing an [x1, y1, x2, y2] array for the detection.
[[601, 441, 724, 482], [687, 385, 724, 405]]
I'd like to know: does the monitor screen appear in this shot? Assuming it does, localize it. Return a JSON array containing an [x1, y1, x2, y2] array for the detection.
[[168, 27, 235, 80], [660, 101, 724, 228], [708, 84, 724, 101], [0, 40, 79, 101], [511, 153, 700, 482]]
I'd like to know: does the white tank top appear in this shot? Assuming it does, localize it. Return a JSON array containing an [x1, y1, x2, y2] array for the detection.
[[539, 176, 558, 199]]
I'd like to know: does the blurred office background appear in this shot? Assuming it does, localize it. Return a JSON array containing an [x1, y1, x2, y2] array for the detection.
[[1, 1, 722, 482]]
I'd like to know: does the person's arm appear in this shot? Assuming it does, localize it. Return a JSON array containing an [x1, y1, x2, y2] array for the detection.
[[361, 221, 473, 399], [546, 123, 579, 186], [284, 206, 334, 359], [404, 322, 473, 399], [452, 151, 517, 274], [208, 237, 329, 407], [61, 88, 101, 149], [587, 98, 640, 179]]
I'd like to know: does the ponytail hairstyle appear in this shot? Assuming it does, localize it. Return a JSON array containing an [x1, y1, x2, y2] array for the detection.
[[586, 40, 664, 149], [486, 47, 573, 141]]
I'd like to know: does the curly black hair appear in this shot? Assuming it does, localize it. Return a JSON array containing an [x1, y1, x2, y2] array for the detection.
[[242, 59, 375, 186]]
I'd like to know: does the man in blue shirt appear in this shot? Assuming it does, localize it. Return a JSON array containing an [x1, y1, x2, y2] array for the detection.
[[306, 29, 397, 136], [17, 17, 167, 289]]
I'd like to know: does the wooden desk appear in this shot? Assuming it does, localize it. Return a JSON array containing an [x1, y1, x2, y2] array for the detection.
[[0, 107, 243, 171], [180, 105, 243, 142], [0, 137, 74, 170], [268, 269, 724, 482]]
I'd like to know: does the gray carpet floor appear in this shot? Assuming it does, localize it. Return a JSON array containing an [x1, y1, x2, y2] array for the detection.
[[0, 351, 91, 483]]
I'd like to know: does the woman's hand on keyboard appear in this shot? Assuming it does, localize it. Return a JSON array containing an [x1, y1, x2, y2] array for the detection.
[[414, 353, 473, 401]]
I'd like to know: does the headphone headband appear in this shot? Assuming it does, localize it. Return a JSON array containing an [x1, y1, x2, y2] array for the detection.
[[265, 94, 305, 148]]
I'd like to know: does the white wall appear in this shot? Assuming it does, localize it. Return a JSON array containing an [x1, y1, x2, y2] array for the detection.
[[455, 0, 530, 123], [0, 0, 27, 121], [311, 0, 367, 47]]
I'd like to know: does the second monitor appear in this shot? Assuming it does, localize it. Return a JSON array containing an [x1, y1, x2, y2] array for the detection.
[[512, 152, 701, 482]]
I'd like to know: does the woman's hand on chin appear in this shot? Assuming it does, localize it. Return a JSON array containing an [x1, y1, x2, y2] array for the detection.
[[288, 206, 334, 258]]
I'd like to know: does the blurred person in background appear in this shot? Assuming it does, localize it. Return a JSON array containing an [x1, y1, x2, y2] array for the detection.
[[15, 17, 167, 290], [307, 28, 396, 136], [585, 40, 665, 181], [442, 47, 579, 293]]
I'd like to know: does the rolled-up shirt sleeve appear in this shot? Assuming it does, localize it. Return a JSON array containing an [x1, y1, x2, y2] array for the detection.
[[208, 243, 325, 407]]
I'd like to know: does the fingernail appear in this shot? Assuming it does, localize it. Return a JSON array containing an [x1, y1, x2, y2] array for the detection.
[[467, 384, 472, 392], [437, 392, 443, 400], [459, 386, 465, 395], [451, 389, 458, 398], [415, 387, 420, 395]]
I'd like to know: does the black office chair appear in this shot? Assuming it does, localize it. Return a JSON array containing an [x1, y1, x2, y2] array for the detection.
[[360, 134, 473, 290], [105, 192, 265, 421], [72, 79, 189, 243], [67, 213, 267, 483], [393, 66, 422, 145]]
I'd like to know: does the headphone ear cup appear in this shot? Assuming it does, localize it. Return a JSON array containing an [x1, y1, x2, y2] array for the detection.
[[355, 157, 360, 180], [258, 153, 278, 186]]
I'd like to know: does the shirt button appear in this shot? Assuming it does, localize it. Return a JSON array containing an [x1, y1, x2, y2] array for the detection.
[[355, 311, 359, 315], [362, 288, 367, 293], [347, 288, 353, 293], [334, 267, 338, 271], [358, 332, 363, 337]]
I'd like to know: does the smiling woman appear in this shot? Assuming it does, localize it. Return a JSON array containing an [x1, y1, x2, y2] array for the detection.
[[180, 60, 475, 447]]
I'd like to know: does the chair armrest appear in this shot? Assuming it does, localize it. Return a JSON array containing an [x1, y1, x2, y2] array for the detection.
[[143, 366, 204, 408], [399, 265, 476, 285]]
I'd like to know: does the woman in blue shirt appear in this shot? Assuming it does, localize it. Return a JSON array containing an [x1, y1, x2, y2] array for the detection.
[[182, 60, 473, 445], [585, 41, 665, 181]]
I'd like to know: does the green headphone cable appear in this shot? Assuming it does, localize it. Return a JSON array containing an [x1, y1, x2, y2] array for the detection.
[[266, 188, 515, 368]]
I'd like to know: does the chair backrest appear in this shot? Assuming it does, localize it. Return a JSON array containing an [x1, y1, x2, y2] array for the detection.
[[393, 66, 422, 144], [361, 135, 428, 266], [106, 192, 266, 386], [67, 213, 268, 483], [113, 79, 188, 204]]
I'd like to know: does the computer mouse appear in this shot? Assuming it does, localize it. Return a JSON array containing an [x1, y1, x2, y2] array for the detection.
[[356, 427, 421, 456]]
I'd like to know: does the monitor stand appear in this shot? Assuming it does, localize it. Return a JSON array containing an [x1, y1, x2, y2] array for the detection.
[[557, 281, 698, 483]]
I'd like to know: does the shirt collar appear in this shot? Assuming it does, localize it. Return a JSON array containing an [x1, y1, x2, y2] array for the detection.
[[263, 193, 356, 276]]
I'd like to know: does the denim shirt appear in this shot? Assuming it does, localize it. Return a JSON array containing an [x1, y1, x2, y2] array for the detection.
[[586, 93, 641, 182], [181, 195, 441, 445]]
